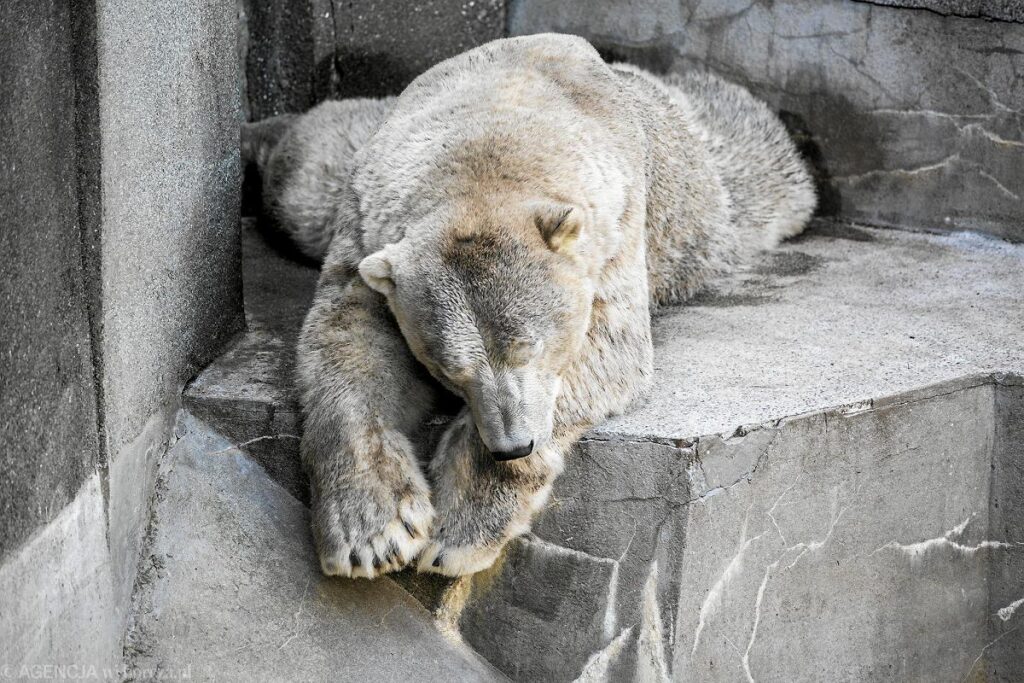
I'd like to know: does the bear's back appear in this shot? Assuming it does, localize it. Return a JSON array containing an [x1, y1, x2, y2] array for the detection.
[[352, 34, 647, 252]]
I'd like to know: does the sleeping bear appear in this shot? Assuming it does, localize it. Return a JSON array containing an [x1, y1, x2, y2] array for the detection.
[[244, 33, 815, 578]]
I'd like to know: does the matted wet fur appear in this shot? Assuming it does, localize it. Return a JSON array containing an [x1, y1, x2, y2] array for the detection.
[[245, 34, 815, 578]]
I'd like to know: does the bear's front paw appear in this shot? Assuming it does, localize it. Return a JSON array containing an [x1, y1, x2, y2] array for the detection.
[[417, 538, 506, 577], [309, 429, 435, 579], [416, 413, 554, 577]]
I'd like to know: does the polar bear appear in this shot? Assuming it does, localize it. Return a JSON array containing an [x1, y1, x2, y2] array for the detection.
[[246, 34, 815, 578]]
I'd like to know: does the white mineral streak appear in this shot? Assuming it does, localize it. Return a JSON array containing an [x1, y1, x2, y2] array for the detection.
[[871, 516, 1012, 560], [783, 505, 848, 571], [997, 597, 1024, 622], [636, 562, 671, 683], [692, 514, 764, 656], [573, 627, 634, 683], [742, 558, 780, 683], [602, 562, 620, 643], [603, 521, 637, 642], [741, 499, 848, 682]]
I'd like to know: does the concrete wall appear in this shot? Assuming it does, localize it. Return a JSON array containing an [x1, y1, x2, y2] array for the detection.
[[241, 0, 505, 119], [97, 0, 243, 619], [991, 381, 1024, 677], [241, 0, 1024, 242], [457, 377, 1023, 681], [0, 0, 242, 672], [0, 0, 102, 563], [508, 0, 1024, 242]]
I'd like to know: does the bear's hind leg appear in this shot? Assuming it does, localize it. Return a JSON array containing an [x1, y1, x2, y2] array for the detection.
[[298, 271, 440, 579]]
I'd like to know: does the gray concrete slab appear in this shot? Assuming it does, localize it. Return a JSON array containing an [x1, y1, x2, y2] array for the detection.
[[669, 382, 1002, 681], [454, 375, 1024, 681], [599, 226, 1024, 441], [181, 220, 1024, 680], [0, 474, 121, 674], [187, 223, 1024, 495], [126, 412, 504, 681]]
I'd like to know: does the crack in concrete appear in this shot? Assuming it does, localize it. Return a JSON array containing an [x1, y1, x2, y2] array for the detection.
[[208, 433, 301, 455], [826, 42, 901, 103], [742, 557, 780, 683], [849, 0, 1024, 24], [977, 170, 1021, 200], [521, 534, 618, 566], [782, 505, 848, 571], [835, 153, 1020, 201], [870, 107, 996, 121], [836, 154, 962, 180], [279, 576, 311, 649], [961, 627, 1020, 683], [687, 431, 780, 506], [956, 67, 1023, 116], [738, 497, 851, 681]]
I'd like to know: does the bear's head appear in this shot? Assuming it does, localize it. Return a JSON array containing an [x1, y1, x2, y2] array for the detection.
[[358, 201, 592, 460]]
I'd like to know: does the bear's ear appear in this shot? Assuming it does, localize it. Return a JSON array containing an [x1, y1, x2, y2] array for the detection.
[[358, 250, 395, 296], [535, 203, 582, 253]]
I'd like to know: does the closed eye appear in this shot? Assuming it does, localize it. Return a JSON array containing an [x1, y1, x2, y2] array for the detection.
[[507, 338, 542, 367]]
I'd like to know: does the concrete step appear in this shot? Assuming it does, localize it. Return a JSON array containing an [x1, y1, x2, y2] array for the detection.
[[183, 220, 1024, 681], [125, 411, 504, 681]]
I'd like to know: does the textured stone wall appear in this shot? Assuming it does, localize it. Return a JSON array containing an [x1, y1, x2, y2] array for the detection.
[[243, 0, 1021, 240], [242, 0, 505, 119], [509, 0, 1024, 242], [0, 0, 102, 562], [0, 0, 243, 670], [856, 0, 1024, 22], [97, 0, 243, 462]]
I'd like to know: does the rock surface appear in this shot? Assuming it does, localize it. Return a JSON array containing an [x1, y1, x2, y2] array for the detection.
[[0, 0, 102, 560], [126, 412, 504, 681], [600, 227, 1024, 441], [241, 0, 505, 118], [508, 0, 1024, 243], [1, 0, 244, 673], [183, 221, 1024, 680]]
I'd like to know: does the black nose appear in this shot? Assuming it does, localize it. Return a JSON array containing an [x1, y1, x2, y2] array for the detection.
[[491, 440, 534, 461]]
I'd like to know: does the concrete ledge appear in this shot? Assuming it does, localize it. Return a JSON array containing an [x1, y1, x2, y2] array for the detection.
[[185, 221, 1024, 485], [181, 221, 1024, 680], [126, 413, 504, 681]]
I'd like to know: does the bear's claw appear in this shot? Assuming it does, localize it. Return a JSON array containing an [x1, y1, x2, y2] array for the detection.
[[416, 540, 503, 577], [318, 495, 434, 579]]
